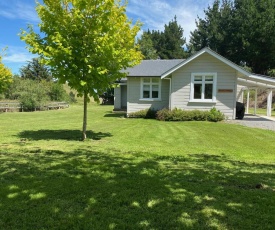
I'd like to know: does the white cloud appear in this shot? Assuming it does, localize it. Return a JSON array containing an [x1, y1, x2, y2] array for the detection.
[[3, 53, 34, 63], [0, 0, 39, 23], [2, 45, 36, 64], [1, 45, 36, 74], [127, 0, 215, 42]]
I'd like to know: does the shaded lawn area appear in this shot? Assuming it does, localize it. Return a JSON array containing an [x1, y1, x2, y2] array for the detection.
[[0, 104, 275, 229]]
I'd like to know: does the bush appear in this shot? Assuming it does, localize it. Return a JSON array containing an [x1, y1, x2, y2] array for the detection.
[[156, 107, 224, 122], [19, 82, 50, 111], [155, 108, 171, 121], [156, 108, 207, 121], [207, 107, 225, 122], [4, 77, 72, 111], [48, 83, 69, 102], [128, 108, 225, 122], [128, 108, 157, 119]]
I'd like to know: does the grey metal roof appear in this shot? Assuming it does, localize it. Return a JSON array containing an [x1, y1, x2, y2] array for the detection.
[[124, 59, 185, 77]]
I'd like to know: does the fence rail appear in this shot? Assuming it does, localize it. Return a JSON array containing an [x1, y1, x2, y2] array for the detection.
[[0, 101, 69, 112], [47, 102, 70, 110], [0, 102, 23, 112]]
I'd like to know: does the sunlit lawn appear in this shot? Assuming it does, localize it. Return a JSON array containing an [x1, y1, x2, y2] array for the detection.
[[248, 107, 275, 117], [0, 103, 275, 229]]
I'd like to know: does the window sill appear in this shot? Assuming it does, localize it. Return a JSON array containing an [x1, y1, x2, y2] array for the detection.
[[139, 98, 162, 102], [189, 100, 216, 104]]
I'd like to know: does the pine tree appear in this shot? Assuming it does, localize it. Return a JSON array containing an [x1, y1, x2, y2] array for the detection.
[[137, 33, 158, 59], [189, 0, 275, 75], [143, 16, 187, 59], [20, 58, 52, 81]]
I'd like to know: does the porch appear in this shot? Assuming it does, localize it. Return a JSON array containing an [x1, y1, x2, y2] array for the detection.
[[237, 74, 275, 118]]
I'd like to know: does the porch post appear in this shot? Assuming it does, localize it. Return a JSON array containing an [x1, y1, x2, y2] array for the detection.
[[267, 90, 273, 117], [246, 90, 250, 114], [254, 88, 258, 115]]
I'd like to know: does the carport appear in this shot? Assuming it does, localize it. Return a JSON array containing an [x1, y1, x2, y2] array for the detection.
[[237, 74, 275, 117]]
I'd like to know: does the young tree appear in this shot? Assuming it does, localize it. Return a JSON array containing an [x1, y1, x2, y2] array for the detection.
[[20, 0, 142, 140], [20, 58, 52, 81], [0, 52, 13, 94]]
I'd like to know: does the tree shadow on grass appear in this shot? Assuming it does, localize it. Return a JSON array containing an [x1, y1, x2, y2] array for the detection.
[[104, 111, 126, 118], [17, 129, 112, 141], [0, 149, 274, 229]]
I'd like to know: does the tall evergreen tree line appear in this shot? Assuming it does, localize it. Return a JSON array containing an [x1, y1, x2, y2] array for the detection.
[[137, 16, 187, 60], [189, 0, 275, 75], [138, 1, 275, 76]]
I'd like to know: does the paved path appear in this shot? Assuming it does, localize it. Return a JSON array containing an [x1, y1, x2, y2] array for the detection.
[[225, 114, 275, 131]]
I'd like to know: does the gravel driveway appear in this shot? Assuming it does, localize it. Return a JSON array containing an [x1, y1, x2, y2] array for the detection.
[[225, 114, 275, 131]]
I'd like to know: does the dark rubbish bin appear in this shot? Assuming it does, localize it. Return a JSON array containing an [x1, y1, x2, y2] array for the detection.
[[236, 102, 245, 119]]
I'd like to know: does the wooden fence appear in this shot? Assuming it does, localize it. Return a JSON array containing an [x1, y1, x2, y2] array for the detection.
[[0, 101, 69, 112]]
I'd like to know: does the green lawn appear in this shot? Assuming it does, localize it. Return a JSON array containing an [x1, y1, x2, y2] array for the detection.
[[0, 103, 275, 229], [248, 107, 275, 117]]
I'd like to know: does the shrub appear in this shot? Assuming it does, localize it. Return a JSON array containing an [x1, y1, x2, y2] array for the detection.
[[48, 83, 69, 102], [19, 83, 50, 111], [155, 108, 171, 121], [189, 110, 209, 121], [156, 107, 225, 122], [128, 108, 157, 119], [207, 107, 225, 122], [4, 77, 72, 111]]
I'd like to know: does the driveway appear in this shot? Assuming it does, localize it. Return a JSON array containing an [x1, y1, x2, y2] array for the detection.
[[225, 114, 275, 131]]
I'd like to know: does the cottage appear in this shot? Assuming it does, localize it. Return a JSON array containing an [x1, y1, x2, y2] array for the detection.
[[114, 48, 275, 119]]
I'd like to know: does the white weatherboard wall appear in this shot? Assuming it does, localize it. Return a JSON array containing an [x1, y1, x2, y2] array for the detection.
[[114, 87, 121, 110], [121, 85, 127, 108], [170, 53, 237, 119], [236, 85, 244, 103], [127, 77, 170, 113]]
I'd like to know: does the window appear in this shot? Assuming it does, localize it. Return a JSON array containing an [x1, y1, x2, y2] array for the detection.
[[190, 73, 217, 102], [140, 78, 161, 100]]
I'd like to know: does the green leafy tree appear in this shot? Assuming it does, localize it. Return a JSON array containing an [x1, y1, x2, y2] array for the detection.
[[0, 51, 13, 94], [20, 0, 142, 140], [137, 33, 158, 59], [20, 58, 52, 81]]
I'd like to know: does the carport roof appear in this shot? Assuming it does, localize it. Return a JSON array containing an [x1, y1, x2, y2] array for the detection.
[[238, 73, 275, 89]]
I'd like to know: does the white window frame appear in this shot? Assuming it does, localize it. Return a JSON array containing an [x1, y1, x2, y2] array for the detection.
[[140, 77, 161, 101], [190, 73, 217, 103]]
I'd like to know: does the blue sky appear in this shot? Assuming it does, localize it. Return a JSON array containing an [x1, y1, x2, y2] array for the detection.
[[0, 0, 213, 74]]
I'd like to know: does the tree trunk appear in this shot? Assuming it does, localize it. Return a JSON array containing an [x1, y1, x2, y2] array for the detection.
[[82, 91, 88, 141]]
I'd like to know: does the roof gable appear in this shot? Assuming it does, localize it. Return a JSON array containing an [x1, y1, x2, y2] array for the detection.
[[161, 47, 251, 79], [124, 59, 184, 77]]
